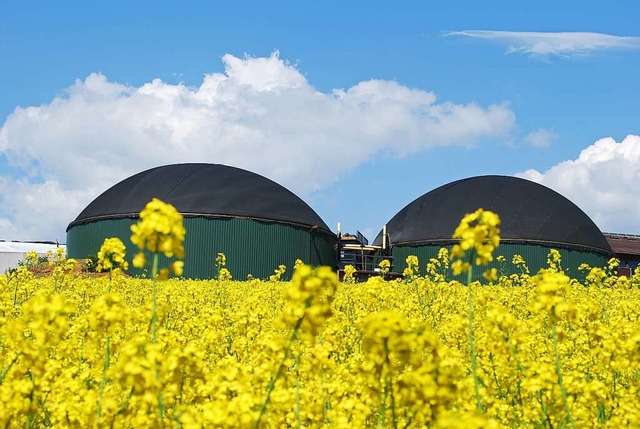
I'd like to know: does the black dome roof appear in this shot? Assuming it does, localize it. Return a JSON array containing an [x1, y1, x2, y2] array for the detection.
[[67, 163, 331, 233], [373, 175, 612, 254]]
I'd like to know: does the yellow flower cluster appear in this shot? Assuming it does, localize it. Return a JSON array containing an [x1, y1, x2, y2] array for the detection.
[[96, 237, 129, 273], [451, 209, 501, 275], [215, 252, 232, 281], [512, 253, 530, 274], [269, 264, 287, 282], [215, 252, 227, 267], [130, 198, 185, 278], [546, 248, 562, 272], [402, 255, 419, 280], [361, 310, 460, 427], [282, 265, 338, 338], [342, 264, 357, 283], [426, 248, 450, 282], [531, 269, 572, 314], [378, 259, 391, 278]]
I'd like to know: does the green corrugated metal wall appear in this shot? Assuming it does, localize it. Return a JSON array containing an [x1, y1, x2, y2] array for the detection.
[[390, 242, 611, 282], [67, 217, 337, 280]]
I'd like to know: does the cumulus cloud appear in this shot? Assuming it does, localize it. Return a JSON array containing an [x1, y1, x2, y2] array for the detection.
[[444, 30, 640, 58], [523, 129, 557, 148], [518, 135, 640, 234], [0, 51, 515, 241]]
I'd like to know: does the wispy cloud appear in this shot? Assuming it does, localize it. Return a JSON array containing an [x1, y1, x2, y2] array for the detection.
[[444, 30, 640, 58], [523, 129, 557, 148]]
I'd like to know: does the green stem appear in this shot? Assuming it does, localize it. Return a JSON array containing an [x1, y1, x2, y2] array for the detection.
[[0, 354, 19, 385], [26, 373, 36, 429], [150, 253, 164, 421], [254, 316, 304, 429], [97, 336, 111, 418], [488, 352, 501, 396], [111, 386, 134, 428], [505, 334, 525, 421], [466, 262, 483, 412], [295, 353, 301, 429], [551, 308, 576, 429], [377, 366, 386, 427], [538, 390, 550, 428], [13, 278, 19, 306], [151, 254, 159, 343], [384, 340, 398, 429]]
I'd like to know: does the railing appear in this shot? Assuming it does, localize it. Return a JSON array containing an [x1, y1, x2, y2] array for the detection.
[[338, 251, 394, 273], [604, 232, 640, 240]]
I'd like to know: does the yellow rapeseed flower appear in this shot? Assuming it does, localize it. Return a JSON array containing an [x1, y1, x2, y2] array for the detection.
[[130, 198, 185, 277], [342, 264, 357, 283], [97, 237, 129, 273], [131, 198, 185, 258], [451, 209, 501, 274], [378, 259, 391, 276], [283, 265, 338, 338], [269, 264, 287, 282]]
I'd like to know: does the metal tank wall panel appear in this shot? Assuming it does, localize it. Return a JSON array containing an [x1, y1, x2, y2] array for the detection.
[[183, 217, 336, 279], [391, 243, 610, 281], [67, 217, 336, 280]]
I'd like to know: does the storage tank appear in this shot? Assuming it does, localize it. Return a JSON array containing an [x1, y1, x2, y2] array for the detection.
[[67, 163, 336, 279], [373, 175, 613, 278]]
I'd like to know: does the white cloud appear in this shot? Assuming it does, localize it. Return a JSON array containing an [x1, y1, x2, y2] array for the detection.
[[523, 129, 557, 148], [518, 135, 640, 234], [444, 30, 640, 58], [0, 51, 515, 242]]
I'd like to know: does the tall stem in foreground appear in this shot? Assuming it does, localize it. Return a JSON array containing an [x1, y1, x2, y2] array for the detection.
[[97, 336, 111, 418], [295, 353, 301, 429], [466, 259, 483, 412], [151, 253, 159, 343], [254, 315, 304, 429], [150, 253, 164, 420], [551, 308, 575, 429], [384, 341, 398, 429]]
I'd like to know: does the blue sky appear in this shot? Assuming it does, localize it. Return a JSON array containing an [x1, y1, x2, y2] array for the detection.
[[1, 0, 640, 242]]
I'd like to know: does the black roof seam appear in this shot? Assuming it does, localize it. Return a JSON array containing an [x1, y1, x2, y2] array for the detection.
[[162, 164, 208, 199], [67, 212, 335, 235], [389, 238, 613, 256]]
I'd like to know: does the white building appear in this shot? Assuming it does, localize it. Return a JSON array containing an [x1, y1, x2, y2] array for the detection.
[[0, 241, 66, 273]]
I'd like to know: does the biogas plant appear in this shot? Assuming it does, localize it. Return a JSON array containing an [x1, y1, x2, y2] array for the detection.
[[65, 163, 637, 280]]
